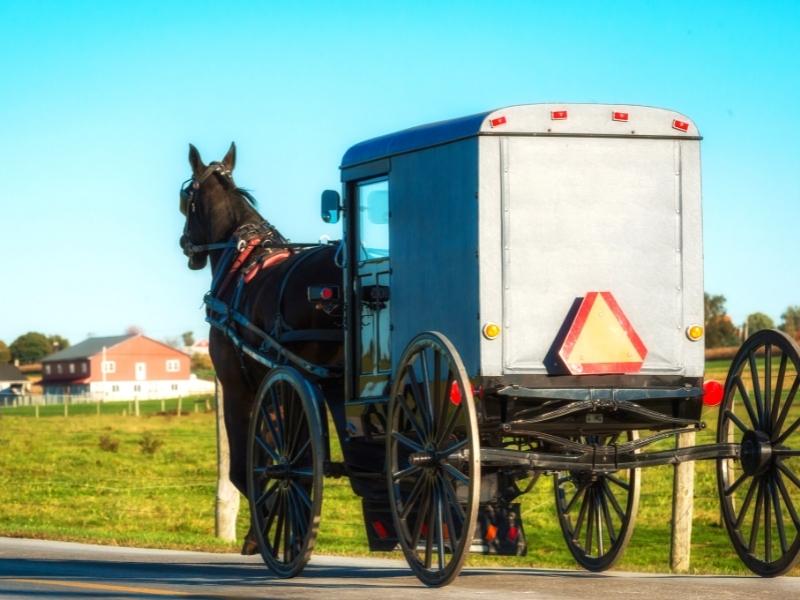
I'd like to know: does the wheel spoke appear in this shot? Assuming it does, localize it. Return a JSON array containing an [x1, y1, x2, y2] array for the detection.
[[436, 399, 463, 447], [601, 479, 626, 520], [747, 479, 764, 554], [400, 472, 427, 520], [771, 353, 789, 431], [777, 461, 800, 490], [724, 409, 750, 434], [392, 432, 425, 453], [290, 438, 311, 465], [270, 385, 286, 450], [775, 470, 800, 530], [254, 480, 280, 507], [406, 366, 432, 437], [773, 376, 799, 439], [606, 473, 630, 491], [410, 478, 431, 550], [272, 490, 286, 557], [260, 403, 284, 455], [393, 464, 422, 482], [734, 476, 760, 529], [435, 486, 445, 570], [725, 470, 751, 496], [764, 345, 772, 426], [441, 477, 460, 552], [438, 472, 466, 523], [290, 480, 313, 510], [255, 434, 281, 464], [397, 392, 426, 442], [775, 416, 800, 446], [442, 462, 470, 486], [563, 481, 591, 515], [749, 353, 764, 427], [419, 349, 435, 438], [595, 488, 604, 557], [764, 477, 772, 563], [573, 487, 590, 542], [585, 491, 595, 554], [769, 477, 788, 556], [440, 436, 468, 457], [735, 376, 761, 430], [424, 488, 435, 568], [599, 485, 618, 543]]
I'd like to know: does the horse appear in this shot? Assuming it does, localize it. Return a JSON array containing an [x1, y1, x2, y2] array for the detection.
[[178, 143, 344, 549]]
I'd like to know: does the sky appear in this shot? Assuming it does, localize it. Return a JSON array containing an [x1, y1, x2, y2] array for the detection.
[[1, 1, 798, 347]]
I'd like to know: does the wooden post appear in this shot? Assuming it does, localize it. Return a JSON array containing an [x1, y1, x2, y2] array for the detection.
[[670, 430, 696, 572], [35, 404, 39, 419], [161, 399, 166, 413], [177, 396, 183, 416], [215, 379, 239, 541], [134, 398, 140, 417], [96, 401, 101, 416], [64, 398, 69, 418]]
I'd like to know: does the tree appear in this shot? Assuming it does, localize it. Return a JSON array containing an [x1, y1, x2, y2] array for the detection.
[[0, 340, 10, 363], [47, 335, 70, 352], [704, 293, 739, 348], [746, 312, 775, 335], [182, 331, 195, 347], [10, 332, 52, 364], [780, 305, 800, 341], [126, 325, 144, 335]]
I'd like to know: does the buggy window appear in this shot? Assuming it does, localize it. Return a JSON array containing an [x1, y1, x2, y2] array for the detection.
[[358, 178, 389, 261]]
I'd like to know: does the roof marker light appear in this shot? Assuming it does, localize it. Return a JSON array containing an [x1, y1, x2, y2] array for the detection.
[[551, 110, 568, 120], [613, 111, 629, 122], [672, 119, 690, 132], [490, 116, 507, 127]]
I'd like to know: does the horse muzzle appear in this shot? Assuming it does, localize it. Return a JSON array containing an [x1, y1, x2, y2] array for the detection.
[[180, 235, 208, 270]]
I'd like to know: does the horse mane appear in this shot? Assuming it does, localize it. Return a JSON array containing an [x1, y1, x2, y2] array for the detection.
[[234, 187, 258, 208]]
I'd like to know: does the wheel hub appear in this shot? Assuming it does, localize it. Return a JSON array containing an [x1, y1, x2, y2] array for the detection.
[[408, 451, 437, 467], [740, 430, 773, 476]]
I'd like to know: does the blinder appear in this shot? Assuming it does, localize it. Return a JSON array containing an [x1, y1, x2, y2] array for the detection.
[[179, 162, 236, 260]]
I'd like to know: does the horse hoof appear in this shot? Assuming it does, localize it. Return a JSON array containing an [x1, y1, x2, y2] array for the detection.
[[241, 534, 259, 555]]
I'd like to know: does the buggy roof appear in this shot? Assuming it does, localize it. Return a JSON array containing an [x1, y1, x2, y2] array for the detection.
[[340, 103, 699, 169]]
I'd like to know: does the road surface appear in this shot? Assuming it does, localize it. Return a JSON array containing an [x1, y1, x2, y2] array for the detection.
[[0, 537, 797, 599]]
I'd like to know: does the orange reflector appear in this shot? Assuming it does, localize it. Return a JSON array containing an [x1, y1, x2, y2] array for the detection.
[[551, 110, 568, 120], [612, 111, 629, 122], [449, 380, 462, 406], [703, 380, 723, 407], [558, 291, 647, 375], [490, 115, 507, 127]]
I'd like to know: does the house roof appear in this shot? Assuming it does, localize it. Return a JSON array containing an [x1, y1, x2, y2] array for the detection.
[[0, 363, 25, 381], [43, 335, 133, 362]]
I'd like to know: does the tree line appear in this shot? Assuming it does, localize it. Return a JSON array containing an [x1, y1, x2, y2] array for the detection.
[[0, 332, 70, 365], [705, 293, 800, 348]]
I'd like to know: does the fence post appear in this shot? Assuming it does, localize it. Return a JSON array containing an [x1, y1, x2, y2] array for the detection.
[[96, 401, 101, 416], [177, 396, 183, 416], [670, 430, 696, 572], [64, 397, 69, 418], [134, 398, 140, 417], [215, 378, 239, 541], [35, 404, 39, 419], [161, 399, 166, 413]]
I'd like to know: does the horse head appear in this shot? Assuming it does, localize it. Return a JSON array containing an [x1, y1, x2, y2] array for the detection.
[[179, 142, 245, 270]]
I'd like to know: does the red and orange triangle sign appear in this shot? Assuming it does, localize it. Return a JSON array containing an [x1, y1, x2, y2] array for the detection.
[[558, 291, 647, 375]]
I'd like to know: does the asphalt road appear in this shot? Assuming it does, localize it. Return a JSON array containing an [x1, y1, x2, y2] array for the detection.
[[0, 537, 798, 599]]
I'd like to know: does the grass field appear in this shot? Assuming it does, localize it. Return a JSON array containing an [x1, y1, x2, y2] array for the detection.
[[0, 365, 797, 576]]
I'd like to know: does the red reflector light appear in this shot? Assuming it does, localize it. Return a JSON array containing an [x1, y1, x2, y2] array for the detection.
[[372, 520, 388, 540], [703, 380, 723, 407], [672, 119, 690, 132], [551, 110, 568, 120], [490, 115, 507, 127], [320, 287, 333, 300], [449, 380, 462, 406], [613, 111, 629, 122]]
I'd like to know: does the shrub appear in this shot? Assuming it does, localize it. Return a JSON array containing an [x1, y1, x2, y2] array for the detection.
[[98, 435, 120, 452], [139, 432, 164, 455]]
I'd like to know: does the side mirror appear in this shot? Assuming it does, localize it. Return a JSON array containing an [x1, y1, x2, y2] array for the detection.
[[321, 190, 341, 224]]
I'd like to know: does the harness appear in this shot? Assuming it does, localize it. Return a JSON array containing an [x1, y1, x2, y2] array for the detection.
[[180, 165, 343, 382]]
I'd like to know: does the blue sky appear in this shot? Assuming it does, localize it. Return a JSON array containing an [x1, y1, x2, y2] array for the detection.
[[1, 1, 798, 346]]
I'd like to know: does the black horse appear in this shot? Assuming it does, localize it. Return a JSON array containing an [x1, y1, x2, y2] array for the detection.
[[178, 143, 343, 526]]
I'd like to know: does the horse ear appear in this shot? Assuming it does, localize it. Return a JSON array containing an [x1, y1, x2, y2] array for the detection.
[[188, 144, 205, 176], [222, 142, 236, 171]]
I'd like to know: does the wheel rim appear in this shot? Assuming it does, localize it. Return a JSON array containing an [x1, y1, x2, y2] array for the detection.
[[554, 432, 640, 571], [717, 329, 800, 576], [387, 332, 480, 587], [247, 369, 323, 578]]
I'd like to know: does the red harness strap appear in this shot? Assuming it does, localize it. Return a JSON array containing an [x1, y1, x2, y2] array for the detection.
[[216, 238, 261, 297], [243, 249, 292, 283]]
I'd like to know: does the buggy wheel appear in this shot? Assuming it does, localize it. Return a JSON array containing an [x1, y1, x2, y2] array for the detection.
[[554, 431, 640, 572], [387, 332, 480, 587], [717, 329, 800, 577], [246, 367, 324, 578]]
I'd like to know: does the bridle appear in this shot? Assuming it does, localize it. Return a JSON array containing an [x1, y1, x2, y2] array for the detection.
[[180, 162, 238, 257]]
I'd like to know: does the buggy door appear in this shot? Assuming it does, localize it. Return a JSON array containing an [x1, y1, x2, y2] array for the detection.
[[353, 178, 391, 399]]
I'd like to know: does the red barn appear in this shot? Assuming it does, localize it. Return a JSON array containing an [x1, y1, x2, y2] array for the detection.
[[41, 334, 212, 400]]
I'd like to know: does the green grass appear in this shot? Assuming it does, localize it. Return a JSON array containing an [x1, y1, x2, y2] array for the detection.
[[0, 372, 797, 576]]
